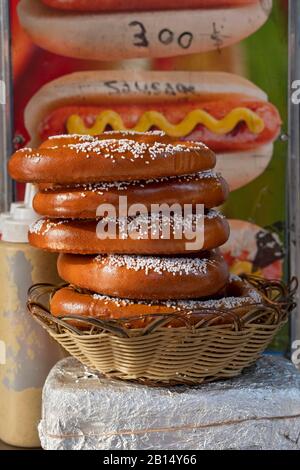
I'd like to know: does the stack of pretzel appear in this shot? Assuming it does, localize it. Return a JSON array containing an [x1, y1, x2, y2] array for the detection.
[[9, 131, 261, 328]]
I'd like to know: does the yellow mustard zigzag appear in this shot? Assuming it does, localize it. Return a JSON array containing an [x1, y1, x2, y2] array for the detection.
[[66, 108, 265, 138]]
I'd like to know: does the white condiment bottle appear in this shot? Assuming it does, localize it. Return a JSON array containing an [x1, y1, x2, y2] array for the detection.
[[0, 185, 63, 448]]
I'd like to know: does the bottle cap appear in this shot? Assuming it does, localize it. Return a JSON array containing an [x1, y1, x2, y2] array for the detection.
[[1, 184, 38, 243]]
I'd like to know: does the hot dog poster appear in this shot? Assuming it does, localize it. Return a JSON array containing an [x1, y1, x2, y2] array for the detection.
[[11, 1, 288, 348]]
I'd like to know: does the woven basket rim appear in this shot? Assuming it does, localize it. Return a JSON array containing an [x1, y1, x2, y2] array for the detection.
[[27, 275, 297, 339], [26, 276, 297, 386]]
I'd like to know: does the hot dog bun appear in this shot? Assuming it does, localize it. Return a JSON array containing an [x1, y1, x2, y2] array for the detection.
[[23, 70, 278, 191], [215, 144, 274, 191], [18, 0, 272, 61], [25, 70, 267, 146], [42, 0, 258, 12]]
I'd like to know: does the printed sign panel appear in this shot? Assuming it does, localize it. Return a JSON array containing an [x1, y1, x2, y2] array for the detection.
[[10, 0, 288, 350]]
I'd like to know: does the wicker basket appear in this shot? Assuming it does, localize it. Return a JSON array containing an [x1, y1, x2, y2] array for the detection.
[[27, 276, 297, 385]]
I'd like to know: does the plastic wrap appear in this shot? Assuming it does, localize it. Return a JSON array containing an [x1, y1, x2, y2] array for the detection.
[[39, 356, 300, 450]]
